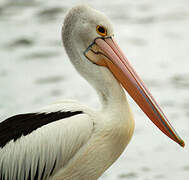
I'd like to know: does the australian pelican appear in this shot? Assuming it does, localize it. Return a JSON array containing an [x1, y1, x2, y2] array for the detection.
[[0, 5, 184, 180]]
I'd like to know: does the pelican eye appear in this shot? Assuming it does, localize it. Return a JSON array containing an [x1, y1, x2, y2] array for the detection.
[[96, 25, 107, 37]]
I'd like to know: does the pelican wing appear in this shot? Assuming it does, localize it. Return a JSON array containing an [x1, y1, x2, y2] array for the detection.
[[0, 101, 94, 180]]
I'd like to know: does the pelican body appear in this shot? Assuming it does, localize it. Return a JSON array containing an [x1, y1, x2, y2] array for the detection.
[[0, 5, 184, 180]]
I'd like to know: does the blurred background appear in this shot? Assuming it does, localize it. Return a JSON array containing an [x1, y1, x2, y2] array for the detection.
[[0, 0, 188, 179]]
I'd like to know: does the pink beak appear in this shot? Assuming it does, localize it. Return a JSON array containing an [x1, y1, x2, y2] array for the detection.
[[85, 37, 185, 147]]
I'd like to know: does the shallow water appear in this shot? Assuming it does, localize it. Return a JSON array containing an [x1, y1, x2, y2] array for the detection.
[[0, 0, 189, 179]]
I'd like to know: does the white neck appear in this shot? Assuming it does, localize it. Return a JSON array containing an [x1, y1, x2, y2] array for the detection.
[[63, 25, 135, 170], [62, 22, 131, 114], [95, 67, 128, 111]]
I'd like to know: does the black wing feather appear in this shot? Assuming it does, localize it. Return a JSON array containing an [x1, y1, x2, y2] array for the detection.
[[0, 111, 83, 148]]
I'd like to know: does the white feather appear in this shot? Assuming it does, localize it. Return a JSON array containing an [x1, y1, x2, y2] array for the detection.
[[0, 101, 94, 180]]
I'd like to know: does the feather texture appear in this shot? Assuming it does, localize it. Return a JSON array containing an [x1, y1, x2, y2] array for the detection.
[[0, 101, 94, 180], [0, 111, 83, 148]]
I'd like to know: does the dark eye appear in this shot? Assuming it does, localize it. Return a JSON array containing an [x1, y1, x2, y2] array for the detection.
[[96, 25, 107, 36]]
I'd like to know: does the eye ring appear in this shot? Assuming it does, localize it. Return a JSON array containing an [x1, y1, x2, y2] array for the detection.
[[96, 25, 107, 37]]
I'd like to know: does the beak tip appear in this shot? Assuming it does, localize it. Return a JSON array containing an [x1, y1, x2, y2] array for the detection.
[[179, 139, 185, 148]]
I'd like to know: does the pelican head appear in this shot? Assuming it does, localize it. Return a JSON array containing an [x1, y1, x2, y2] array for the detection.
[[62, 5, 184, 147], [62, 4, 114, 85]]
